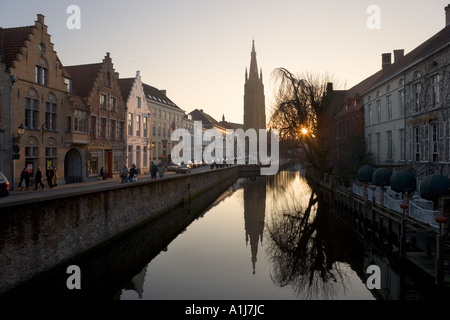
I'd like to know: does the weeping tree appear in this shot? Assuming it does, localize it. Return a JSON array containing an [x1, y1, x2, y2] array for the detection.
[[269, 68, 342, 177]]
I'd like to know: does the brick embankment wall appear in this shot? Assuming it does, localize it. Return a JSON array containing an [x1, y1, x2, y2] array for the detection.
[[0, 166, 239, 294]]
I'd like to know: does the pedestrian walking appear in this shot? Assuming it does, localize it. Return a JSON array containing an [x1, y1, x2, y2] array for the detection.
[[46, 166, 55, 189], [100, 167, 107, 180], [120, 164, 129, 184], [52, 167, 58, 187], [150, 162, 158, 180], [18, 167, 30, 191], [34, 167, 45, 190], [157, 164, 165, 178], [129, 164, 138, 182]]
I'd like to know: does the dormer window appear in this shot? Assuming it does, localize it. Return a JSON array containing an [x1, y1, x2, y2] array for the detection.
[[39, 43, 45, 52]]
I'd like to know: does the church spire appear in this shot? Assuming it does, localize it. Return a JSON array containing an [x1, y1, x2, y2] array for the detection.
[[249, 39, 259, 80]]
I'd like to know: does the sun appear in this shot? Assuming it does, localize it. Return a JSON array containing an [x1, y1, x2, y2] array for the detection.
[[301, 128, 308, 135]]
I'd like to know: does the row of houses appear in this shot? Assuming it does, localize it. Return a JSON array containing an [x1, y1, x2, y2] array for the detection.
[[332, 4, 450, 185], [0, 14, 242, 187]]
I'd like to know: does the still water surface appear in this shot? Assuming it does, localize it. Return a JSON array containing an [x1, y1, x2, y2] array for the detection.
[[6, 169, 440, 300], [119, 170, 376, 300]]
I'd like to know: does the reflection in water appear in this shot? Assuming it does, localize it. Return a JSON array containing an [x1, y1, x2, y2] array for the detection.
[[8, 169, 436, 300], [243, 177, 266, 275], [265, 172, 364, 299]]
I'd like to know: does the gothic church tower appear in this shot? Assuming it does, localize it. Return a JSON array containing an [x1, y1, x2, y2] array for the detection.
[[244, 40, 266, 131]]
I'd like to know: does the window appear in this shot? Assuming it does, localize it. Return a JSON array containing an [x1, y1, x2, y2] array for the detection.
[[414, 83, 422, 113], [25, 98, 39, 129], [368, 104, 373, 124], [65, 78, 72, 93], [74, 110, 88, 133], [66, 116, 72, 133], [387, 131, 392, 160], [110, 119, 117, 140], [106, 73, 111, 87], [45, 102, 57, 131], [377, 100, 381, 123], [35, 66, 48, 85], [415, 127, 420, 161], [100, 117, 107, 139], [100, 94, 107, 109], [109, 97, 117, 111], [45, 147, 57, 158], [386, 95, 392, 120], [432, 74, 440, 108], [432, 124, 439, 162], [90, 116, 97, 139], [158, 123, 161, 137], [143, 117, 148, 138], [136, 115, 141, 137], [118, 121, 125, 141], [421, 125, 429, 162], [399, 90, 405, 117], [137, 97, 141, 109], [152, 122, 156, 136], [128, 113, 133, 136], [368, 134, 372, 154], [399, 129, 405, 161]]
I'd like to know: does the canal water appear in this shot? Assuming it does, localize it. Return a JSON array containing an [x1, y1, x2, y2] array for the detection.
[[2, 169, 445, 300]]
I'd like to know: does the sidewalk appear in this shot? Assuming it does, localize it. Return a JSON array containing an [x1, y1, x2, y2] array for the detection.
[[0, 165, 214, 206]]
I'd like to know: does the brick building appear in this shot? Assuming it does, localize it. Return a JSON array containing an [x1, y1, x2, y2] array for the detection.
[[65, 53, 127, 180], [0, 14, 72, 188]]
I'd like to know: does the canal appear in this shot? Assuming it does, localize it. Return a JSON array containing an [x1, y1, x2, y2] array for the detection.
[[1, 168, 446, 300]]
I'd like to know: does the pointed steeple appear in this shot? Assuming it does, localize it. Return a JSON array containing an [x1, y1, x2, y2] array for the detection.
[[249, 39, 259, 80]]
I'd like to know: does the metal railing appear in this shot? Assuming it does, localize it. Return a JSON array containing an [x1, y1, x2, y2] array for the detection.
[[352, 183, 439, 229]]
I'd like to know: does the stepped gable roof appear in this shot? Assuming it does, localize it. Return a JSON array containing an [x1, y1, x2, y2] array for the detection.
[[0, 25, 35, 69], [364, 24, 450, 93], [118, 77, 135, 105], [64, 63, 103, 98], [142, 82, 181, 110]]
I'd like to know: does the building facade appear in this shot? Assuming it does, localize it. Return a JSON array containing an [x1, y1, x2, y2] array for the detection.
[[144, 84, 184, 165], [119, 71, 150, 174], [0, 14, 72, 187], [65, 53, 126, 180]]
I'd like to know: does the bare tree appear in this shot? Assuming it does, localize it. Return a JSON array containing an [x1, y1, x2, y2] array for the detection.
[[269, 68, 342, 176]]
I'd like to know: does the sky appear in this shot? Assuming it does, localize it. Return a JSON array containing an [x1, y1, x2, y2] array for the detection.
[[1, 0, 449, 124]]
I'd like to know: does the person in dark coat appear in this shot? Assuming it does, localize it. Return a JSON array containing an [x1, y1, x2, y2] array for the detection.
[[34, 167, 45, 190], [19, 167, 30, 191], [100, 167, 107, 180], [150, 162, 158, 180]]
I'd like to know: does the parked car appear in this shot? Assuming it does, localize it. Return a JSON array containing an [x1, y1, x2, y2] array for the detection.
[[167, 162, 180, 172], [176, 163, 192, 174], [0, 171, 10, 197]]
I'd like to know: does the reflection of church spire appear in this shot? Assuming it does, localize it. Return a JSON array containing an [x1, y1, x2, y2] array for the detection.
[[244, 177, 266, 275]]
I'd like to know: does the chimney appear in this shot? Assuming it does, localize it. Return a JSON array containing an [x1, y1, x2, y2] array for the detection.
[[446, 4, 450, 27], [382, 53, 392, 72], [159, 89, 166, 96], [36, 14, 45, 24], [393, 49, 404, 63]]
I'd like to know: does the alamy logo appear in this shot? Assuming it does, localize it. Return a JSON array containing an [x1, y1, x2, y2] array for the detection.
[[367, 5, 381, 30], [171, 121, 280, 175], [66, 5, 81, 30], [66, 265, 81, 290]]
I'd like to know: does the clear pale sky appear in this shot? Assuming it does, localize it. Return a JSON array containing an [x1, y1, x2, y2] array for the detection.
[[1, 0, 448, 123]]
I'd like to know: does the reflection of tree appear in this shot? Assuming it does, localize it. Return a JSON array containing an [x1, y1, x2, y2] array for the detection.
[[266, 187, 350, 299]]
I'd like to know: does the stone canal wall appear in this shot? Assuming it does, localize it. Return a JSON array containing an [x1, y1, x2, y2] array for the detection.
[[0, 166, 240, 294]]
